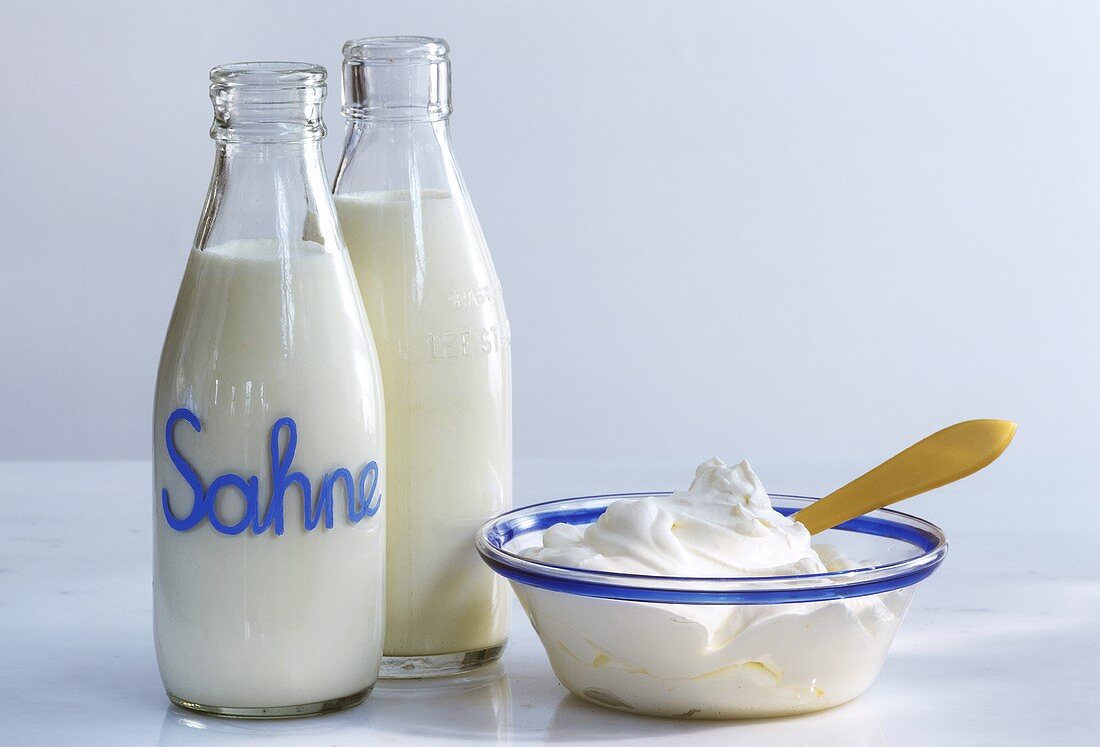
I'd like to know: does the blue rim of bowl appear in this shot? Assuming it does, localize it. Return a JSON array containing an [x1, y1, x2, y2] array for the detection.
[[475, 493, 949, 605]]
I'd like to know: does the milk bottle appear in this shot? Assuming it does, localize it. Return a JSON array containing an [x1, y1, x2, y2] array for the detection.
[[334, 38, 511, 677], [153, 62, 386, 716]]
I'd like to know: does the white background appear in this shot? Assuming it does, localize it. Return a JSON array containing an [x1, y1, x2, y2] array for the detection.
[[2, 6, 1098, 744], [2, 0, 1096, 482]]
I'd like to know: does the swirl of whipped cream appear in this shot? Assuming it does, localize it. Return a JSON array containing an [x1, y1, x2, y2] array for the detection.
[[527, 457, 836, 577], [517, 458, 901, 718]]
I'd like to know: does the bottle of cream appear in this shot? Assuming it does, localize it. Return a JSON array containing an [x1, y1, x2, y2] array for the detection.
[[334, 37, 511, 677], [153, 62, 386, 716]]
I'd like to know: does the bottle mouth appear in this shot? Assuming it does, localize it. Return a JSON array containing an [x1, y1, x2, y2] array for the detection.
[[341, 37, 451, 122], [342, 37, 448, 65], [210, 61, 327, 89], [209, 61, 327, 143]]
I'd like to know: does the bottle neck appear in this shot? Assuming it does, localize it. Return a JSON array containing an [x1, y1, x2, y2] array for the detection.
[[341, 37, 451, 123], [333, 117, 459, 197], [195, 138, 341, 252], [335, 38, 460, 197], [209, 62, 327, 144]]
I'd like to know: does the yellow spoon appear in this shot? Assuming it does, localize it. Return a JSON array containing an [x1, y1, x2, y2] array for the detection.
[[793, 419, 1017, 535]]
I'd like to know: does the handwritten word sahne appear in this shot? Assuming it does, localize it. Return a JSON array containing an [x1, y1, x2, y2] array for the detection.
[[161, 408, 381, 536]]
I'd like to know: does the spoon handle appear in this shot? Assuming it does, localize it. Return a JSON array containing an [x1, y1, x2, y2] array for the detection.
[[793, 419, 1016, 535]]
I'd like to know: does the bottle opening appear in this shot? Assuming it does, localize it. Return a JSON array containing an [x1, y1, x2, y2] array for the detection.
[[342, 37, 448, 65], [341, 37, 451, 122], [210, 61, 327, 89], [209, 61, 327, 143]]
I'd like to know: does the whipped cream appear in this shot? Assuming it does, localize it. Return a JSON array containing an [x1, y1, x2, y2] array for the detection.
[[515, 458, 908, 719], [529, 458, 848, 577]]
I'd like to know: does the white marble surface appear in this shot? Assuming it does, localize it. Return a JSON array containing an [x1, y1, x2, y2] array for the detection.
[[1, 457, 1097, 745]]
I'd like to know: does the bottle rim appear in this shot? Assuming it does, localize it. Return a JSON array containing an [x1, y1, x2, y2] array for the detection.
[[340, 38, 451, 122], [208, 62, 327, 143], [342, 37, 449, 65], [210, 62, 327, 89]]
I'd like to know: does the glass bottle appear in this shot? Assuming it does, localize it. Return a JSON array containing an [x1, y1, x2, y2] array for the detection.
[[153, 62, 386, 716], [333, 37, 511, 677]]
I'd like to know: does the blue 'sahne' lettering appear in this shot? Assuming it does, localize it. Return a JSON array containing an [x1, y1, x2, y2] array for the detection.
[[161, 407, 382, 536], [162, 409, 207, 532]]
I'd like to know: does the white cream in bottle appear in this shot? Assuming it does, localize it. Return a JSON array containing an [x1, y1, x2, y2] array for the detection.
[[153, 63, 386, 716], [334, 38, 511, 676]]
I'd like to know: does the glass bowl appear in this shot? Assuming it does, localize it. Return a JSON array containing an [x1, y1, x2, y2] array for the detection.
[[476, 493, 948, 719]]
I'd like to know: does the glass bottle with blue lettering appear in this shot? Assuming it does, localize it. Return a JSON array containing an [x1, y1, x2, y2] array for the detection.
[[333, 37, 511, 677], [153, 62, 386, 717]]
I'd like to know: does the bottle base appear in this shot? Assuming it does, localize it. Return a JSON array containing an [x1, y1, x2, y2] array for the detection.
[[380, 643, 505, 679], [167, 684, 373, 719]]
